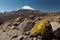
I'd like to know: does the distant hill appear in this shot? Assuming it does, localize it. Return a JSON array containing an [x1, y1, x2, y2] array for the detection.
[[0, 8, 60, 24]]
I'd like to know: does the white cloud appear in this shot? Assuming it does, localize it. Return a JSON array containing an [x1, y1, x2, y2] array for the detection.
[[21, 5, 35, 10]]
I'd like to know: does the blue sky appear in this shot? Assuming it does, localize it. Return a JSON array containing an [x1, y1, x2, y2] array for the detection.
[[0, 0, 60, 12]]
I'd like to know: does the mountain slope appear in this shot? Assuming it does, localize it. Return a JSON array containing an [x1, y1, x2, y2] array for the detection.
[[0, 6, 60, 24]]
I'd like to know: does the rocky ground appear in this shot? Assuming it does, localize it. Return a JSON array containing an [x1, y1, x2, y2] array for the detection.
[[0, 15, 60, 40]]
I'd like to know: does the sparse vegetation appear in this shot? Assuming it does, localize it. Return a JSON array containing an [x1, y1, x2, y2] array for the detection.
[[30, 19, 52, 38]]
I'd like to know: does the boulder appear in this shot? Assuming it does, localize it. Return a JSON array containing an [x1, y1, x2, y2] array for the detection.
[[18, 20, 35, 32], [50, 21, 60, 39], [53, 28, 60, 40], [50, 22, 60, 31]]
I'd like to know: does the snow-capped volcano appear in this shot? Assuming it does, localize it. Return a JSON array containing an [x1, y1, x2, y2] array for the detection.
[[21, 6, 35, 10]]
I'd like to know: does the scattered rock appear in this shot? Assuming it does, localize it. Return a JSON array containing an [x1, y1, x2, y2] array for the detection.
[[15, 17, 22, 22], [24, 18, 28, 21], [0, 15, 60, 40], [37, 35, 42, 39], [12, 35, 17, 38], [29, 34, 36, 38], [2, 23, 9, 31], [30, 38, 33, 40], [24, 36, 28, 39], [10, 26, 16, 29], [2, 30, 6, 32], [0, 26, 2, 30], [11, 34, 17, 38], [35, 17, 41, 21], [29, 15, 35, 20], [13, 22, 20, 26], [33, 37, 37, 40], [10, 22, 20, 29], [17, 36, 24, 40], [37, 39, 42, 40], [24, 31, 30, 35]]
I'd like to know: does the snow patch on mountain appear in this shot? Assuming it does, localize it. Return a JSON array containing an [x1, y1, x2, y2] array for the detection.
[[21, 6, 35, 10]]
